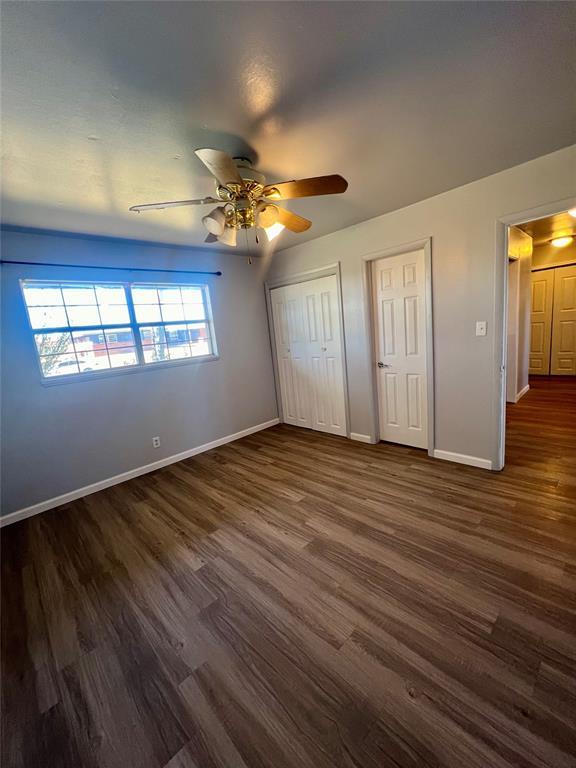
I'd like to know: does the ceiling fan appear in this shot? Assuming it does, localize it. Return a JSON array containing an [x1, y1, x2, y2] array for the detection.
[[129, 148, 348, 247]]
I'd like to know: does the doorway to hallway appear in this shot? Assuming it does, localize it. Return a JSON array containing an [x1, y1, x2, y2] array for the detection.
[[504, 208, 576, 467]]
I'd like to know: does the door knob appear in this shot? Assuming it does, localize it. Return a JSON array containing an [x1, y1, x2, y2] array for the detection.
[[377, 362, 391, 368]]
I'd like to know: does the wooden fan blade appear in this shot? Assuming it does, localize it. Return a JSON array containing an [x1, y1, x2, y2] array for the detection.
[[263, 174, 347, 200], [276, 206, 312, 233], [194, 148, 244, 187], [129, 197, 218, 212]]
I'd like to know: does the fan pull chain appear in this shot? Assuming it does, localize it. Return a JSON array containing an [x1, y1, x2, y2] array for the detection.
[[245, 228, 253, 265]]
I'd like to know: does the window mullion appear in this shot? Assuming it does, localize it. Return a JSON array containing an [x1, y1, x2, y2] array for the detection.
[[126, 284, 145, 366]]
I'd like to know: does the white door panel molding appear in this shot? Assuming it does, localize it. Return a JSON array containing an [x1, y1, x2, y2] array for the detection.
[[372, 249, 428, 449]]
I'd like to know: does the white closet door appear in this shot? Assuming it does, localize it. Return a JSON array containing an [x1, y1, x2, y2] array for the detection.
[[271, 275, 347, 436], [551, 264, 576, 375], [529, 270, 554, 375], [302, 276, 347, 435], [372, 250, 428, 449], [270, 285, 311, 427]]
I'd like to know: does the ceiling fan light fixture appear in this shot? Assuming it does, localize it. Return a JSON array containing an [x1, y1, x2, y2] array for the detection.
[[218, 226, 237, 247], [130, 149, 347, 251], [202, 206, 226, 236], [550, 236, 573, 248], [264, 222, 285, 242], [569, 207, 576, 218]]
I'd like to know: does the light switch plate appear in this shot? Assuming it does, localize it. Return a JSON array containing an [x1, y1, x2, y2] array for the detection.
[[476, 321, 487, 337]]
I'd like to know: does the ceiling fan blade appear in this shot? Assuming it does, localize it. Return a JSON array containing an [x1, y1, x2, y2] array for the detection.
[[129, 197, 219, 212], [275, 206, 312, 233], [194, 148, 244, 187], [262, 174, 347, 200], [204, 233, 219, 244]]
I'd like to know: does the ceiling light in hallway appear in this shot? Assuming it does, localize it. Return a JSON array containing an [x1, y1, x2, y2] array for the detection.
[[550, 236, 573, 247]]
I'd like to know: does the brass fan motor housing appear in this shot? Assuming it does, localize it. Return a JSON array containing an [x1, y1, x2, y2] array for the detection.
[[218, 180, 266, 230]]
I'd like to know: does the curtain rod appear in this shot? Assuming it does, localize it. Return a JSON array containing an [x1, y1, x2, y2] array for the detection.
[[0, 260, 222, 277]]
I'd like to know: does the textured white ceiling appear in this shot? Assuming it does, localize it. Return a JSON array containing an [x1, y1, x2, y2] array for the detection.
[[2, 1, 575, 253]]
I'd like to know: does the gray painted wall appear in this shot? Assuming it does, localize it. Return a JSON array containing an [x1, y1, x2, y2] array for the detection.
[[264, 145, 576, 466], [1, 230, 278, 515]]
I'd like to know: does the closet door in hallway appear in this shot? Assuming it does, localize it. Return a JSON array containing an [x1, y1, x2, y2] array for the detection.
[[529, 270, 554, 375], [270, 275, 347, 436], [551, 263, 576, 375]]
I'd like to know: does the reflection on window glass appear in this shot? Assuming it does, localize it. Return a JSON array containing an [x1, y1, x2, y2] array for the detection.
[[62, 286, 97, 306], [181, 287, 204, 305], [140, 326, 167, 346], [106, 328, 135, 346], [66, 305, 101, 326], [28, 306, 68, 329], [22, 279, 216, 380], [35, 332, 74, 357], [96, 285, 126, 305], [40, 355, 80, 377], [158, 287, 181, 304], [161, 304, 185, 322], [131, 287, 158, 304], [143, 346, 170, 364], [108, 346, 138, 368], [134, 304, 161, 323], [189, 322, 211, 357], [23, 285, 63, 307], [99, 304, 129, 325], [184, 303, 205, 321]]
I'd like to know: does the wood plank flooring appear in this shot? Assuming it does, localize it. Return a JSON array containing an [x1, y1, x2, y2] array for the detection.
[[2, 376, 576, 768]]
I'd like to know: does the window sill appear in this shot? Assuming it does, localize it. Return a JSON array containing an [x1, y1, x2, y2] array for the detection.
[[39, 353, 220, 386]]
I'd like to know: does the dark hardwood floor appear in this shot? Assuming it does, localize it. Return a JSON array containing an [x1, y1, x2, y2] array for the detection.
[[2, 377, 576, 768]]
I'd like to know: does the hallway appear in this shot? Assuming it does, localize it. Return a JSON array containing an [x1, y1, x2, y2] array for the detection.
[[506, 375, 576, 474]]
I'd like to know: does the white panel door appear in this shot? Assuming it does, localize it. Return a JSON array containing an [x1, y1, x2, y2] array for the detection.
[[529, 270, 554, 375], [551, 264, 576, 375], [271, 275, 347, 436], [372, 250, 428, 449], [302, 275, 347, 435]]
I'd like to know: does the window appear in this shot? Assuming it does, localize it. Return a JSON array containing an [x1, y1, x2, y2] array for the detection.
[[131, 284, 213, 364], [21, 280, 217, 380]]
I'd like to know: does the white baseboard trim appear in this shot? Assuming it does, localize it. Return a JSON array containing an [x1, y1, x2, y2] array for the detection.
[[432, 449, 493, 471], [349, 432, 375, 444], [515, 384, 530, 402], [0, 418, 280, 528]]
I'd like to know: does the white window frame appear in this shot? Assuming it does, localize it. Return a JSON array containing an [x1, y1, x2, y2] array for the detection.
[[20, 279, 219, 385]]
